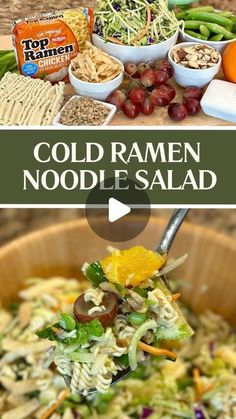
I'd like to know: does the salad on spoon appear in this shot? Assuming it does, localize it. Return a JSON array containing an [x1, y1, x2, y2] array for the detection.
[[37, 211, 194, 396]]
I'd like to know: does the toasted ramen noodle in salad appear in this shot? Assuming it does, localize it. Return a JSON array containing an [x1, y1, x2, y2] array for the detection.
[[0, 258, 235, 418], [36, 246, 194, 396]]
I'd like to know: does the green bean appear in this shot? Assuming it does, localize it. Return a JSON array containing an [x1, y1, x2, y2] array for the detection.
[[0, 51, 17, 79], [184, 20, 205, 30], [209, 34, 224, 41], [0, 50, 12, 56], [0, 51, 15, 64], [205, 22, 235, 40], [232, 22, 236, 33], [187, 12, 233, 27], [226, 21, 233, 31], [0, 63, 8, 79], [176, 11, 188, 20], [219, 12, 235, 18], [186, 6, 214, 14], [185, 30, 207, 40], [200, 24, 210, 39], [7, 63, 18, 72], [3, 57, 16, 66]]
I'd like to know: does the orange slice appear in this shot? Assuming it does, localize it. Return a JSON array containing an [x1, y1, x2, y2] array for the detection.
[[100, 246, 166, 287]]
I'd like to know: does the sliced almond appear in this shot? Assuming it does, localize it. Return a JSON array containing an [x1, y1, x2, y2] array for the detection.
[[172, 44, 219, 69]]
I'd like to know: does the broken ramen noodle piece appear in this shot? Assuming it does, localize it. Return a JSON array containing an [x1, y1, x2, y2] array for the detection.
[[71, 42, 123, 83], [12, 8, 94, 81]]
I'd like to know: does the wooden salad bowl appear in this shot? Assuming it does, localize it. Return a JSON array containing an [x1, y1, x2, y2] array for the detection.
[[0, 215, 235, 325]]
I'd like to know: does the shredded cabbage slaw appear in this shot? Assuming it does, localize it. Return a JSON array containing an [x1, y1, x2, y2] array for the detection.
[[94, 0, 180, 46]]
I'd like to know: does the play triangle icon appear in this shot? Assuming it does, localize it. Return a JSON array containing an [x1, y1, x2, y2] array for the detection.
[[108, 198, 131, 223]]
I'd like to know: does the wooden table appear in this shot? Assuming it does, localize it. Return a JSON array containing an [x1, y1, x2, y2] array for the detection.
[[0, 35, 234, 126]]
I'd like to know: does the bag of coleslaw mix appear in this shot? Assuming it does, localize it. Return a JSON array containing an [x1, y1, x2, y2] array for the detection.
[[12, 8, 94, 82]]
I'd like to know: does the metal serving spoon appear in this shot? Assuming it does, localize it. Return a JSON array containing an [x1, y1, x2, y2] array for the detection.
[[64, 208, 189, 393]]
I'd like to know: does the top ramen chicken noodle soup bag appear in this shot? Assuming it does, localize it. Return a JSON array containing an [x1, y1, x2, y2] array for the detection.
[[12, 8, 94, 82]]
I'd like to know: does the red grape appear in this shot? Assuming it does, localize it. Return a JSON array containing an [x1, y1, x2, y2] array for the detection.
[[154, 70, 169, 85], [137, 62, 150, 75], [184, 98, 201, 116], [107, 89, 126, 109], [122, 99, 140, 119], [183, 86, 203, 101], [129, 87, 146, 104], [140, 68, 156, 87], [139, 97, 155, 116], [74, 292, 118, 327], [159, 84, 176, 101], [156, 60, 174, 78], [125, 62, 139, 78], [168, 103, 188, 122], [150, 88, 171, 107]]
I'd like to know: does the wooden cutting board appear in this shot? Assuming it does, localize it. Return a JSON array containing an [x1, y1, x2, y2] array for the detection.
[[0, 35, 234, 126]]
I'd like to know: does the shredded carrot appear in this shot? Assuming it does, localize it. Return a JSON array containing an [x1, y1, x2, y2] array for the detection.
[[171, 293, 181, 302], [193, 367, 203, 401], [107, 36, 125, 45], [138, 341, 177, 361], [40, 389, 71, 419], [133, 6, 151, 43]]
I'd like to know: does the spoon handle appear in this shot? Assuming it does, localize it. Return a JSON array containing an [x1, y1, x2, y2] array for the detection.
[[157, 209, 189, 255]]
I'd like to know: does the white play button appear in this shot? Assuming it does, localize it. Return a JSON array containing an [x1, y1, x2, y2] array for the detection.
[[85, 177, 150, 241], [108, 198, 131, 223]]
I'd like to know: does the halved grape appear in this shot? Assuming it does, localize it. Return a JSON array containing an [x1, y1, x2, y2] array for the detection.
[[74, 292, 118, 327]]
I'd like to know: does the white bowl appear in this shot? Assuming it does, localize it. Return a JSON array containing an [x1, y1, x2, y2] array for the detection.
[[92, 29, 179, 65], [69, 57, 124, 101], [168, 42, 222, 88], [180, 27, 235, 54], [53, 95, 117, 126]]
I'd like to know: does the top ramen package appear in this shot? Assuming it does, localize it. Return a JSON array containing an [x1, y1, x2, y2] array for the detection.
[[12, 8, 94, 82]]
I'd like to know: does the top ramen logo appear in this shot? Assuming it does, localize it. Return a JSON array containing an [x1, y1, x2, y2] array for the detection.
[[21, 37, 74, 61]]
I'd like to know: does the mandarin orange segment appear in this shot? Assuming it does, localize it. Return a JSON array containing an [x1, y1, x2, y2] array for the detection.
[[100, 246, 166, 287]]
